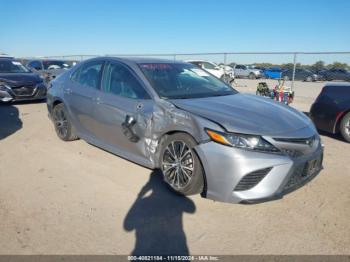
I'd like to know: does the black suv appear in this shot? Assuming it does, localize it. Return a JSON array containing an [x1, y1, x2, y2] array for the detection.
[[310, 84, 350, 142], [0, 58, 47, 102]]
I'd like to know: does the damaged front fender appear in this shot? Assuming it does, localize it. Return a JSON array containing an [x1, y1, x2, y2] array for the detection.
[[130, 99, 224, 168]]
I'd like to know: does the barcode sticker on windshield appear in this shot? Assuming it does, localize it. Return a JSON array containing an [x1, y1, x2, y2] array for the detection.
[[192, 68, 210, 76]]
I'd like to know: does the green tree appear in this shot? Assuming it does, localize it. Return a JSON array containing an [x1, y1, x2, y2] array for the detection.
[[328, 61, 349, 70], [311, 61, 325, 72]]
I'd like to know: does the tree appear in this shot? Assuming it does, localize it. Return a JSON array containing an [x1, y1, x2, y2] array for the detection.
[[328, 61, 348, 70], [311, 61, 325, 72]]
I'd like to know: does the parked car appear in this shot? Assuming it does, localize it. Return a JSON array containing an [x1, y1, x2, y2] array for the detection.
[[186, 60, 231, 81], [233, 64, 263, 79], [0, 57, 47, 102], [47, 57, 323, 204], [218, 64, 235, 81], [26, 59, 72, 83], [318, 68, 350, 81], [282, 68, 321, 82], [310, 83, 350, 142], [264, 67, 283, 79]]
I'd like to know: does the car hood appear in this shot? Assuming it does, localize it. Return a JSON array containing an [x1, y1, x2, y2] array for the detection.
[[0, 73, 42, 86], [170, 94, 313, 137]]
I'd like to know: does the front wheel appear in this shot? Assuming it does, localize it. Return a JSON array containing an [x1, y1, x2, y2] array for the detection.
[[340, 112, 350, 143], [306, 76, 313, 82], [160, 133, 204, 195], [248, 73, 256, 79], [52, 103, 78, 141]]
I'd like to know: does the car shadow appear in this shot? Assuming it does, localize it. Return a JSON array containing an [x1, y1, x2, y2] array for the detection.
[[11, 99, 46, 105], [123, 170, 196, 256], [0, 103, 23, 140]]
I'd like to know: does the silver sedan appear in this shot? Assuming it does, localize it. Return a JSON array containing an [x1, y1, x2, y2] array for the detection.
[[47, 57, 324, 204]]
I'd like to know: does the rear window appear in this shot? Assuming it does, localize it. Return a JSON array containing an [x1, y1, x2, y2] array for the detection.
[[322, 85, 350, 101]]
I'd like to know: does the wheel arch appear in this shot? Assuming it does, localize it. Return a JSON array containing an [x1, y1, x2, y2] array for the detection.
[[334, 109, 350, 133], [154, 130, 208, 197], [52, 98, 63, 107]]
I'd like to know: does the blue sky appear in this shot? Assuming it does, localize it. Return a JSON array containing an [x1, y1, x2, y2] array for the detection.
[[1, 0, 350, 64]]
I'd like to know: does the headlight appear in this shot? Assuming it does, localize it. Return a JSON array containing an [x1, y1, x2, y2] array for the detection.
[[205, 129, 280, 153], [0, 84, 10, 91]]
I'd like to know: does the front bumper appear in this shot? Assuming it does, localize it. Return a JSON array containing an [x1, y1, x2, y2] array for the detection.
[[195, 141, 324, 204], [0, 84, 47, 102]]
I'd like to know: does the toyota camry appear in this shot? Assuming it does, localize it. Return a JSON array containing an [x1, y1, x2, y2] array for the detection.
[[47, 57, 324, 204]]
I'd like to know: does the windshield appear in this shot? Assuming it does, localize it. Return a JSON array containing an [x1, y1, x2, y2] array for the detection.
[[0, 60, 30, 73], [43, 60, 70, 70], [139, 63, 237, 99]]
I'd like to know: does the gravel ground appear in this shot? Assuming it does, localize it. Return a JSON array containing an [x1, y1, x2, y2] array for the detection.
[[0, 79, 349, 255]]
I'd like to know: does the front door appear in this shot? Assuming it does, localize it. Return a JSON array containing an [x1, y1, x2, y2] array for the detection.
[[92, 61, 154, 163]]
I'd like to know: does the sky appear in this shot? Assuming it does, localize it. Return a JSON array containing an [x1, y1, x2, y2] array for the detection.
[[1, 0, 350, 64]]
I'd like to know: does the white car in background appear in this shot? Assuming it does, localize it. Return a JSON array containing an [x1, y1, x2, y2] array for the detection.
[[186, 60, 233, 82], [233, 64, 264, 79]]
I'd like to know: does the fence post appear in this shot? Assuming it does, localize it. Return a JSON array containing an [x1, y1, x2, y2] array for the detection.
[[224, 53, 227, 81], [291, 53, 297, 91]]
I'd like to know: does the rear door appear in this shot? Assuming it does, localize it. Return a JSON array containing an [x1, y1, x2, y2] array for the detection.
[[64, 60, 104, 137], [92, 60, 154, 163]]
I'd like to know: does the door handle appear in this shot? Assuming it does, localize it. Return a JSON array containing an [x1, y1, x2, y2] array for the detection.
[[92, 97, 101, 104]]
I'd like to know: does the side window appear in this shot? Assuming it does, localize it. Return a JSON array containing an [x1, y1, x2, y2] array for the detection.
[[78, 61, 103, 89], [203, 62, 216, 70], [102, 62, 150, 99], [28, 61, 42, 70], [70, 67, 81, 82]]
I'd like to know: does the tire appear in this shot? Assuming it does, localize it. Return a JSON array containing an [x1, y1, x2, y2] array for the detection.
[[52, 103, 78, 141], [283, 75, 289, 81], [159, 133, 204, 195], [248, 73, 256, 80], [306, 76, 313, 82], [340, 112, 350, 143]]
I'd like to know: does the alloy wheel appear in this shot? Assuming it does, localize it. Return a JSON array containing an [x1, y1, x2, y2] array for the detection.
[[345, 119, 350, 136], [162, 140, 194, 190], [53, 107, 68, 139]]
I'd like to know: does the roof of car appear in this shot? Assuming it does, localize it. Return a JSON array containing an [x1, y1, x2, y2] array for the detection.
[[324, 83, 350, 87], [95, 56, 187, 64], [185, 60, 216, 63], [0, 56, 14, 60]]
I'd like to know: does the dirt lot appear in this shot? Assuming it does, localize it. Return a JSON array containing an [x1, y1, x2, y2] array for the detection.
[[0, 79, 349, 255]]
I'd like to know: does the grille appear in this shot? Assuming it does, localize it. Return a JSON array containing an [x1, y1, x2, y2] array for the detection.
[[234, 167, 272, 191], [12, 85, 35, 96], [280, 148, 303, 158], [274, 135, 317, 147]]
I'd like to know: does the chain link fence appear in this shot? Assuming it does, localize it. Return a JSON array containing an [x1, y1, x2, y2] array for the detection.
[[21, 52, 350, 89]]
